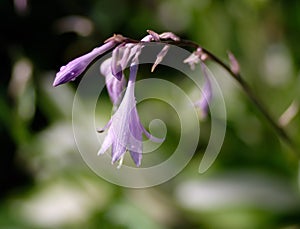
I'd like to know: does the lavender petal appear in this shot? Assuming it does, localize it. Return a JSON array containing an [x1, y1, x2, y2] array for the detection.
[[97, 130, 114, 155], [101, 58, 126, 105], [197, 61, 212, 117], [151, 45, 170, 72], [146, 30, 160, 41], [159, 32, 180, 41], [129, 151, 142, 167], [97, 118, 112, 133], [53, 40, 117, 87], [111, 141, 127, 164], [111, 45, 123, 80]]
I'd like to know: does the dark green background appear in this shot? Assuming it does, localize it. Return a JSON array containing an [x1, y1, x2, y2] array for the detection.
[[1, 0, 300, 228]]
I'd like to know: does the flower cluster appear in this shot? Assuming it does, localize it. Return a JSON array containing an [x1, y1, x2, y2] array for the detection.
[[53, 30, 212, 167]]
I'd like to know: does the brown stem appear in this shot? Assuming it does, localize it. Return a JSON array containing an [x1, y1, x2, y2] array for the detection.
[[123, 36, 298, 155]]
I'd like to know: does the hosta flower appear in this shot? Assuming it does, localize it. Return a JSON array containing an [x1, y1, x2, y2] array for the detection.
[[100, 43, 142, 105], [151, 45, 170, 72], [100, 58, 126, 105], [53, 35, 125, 87], [98, 56, 164, 167], [54, 30, 216, 167], [146, 30, 180, 42], [110, 43, 140, 80], [195, 61, 212, 118], [110, 44, 124, 80], [184, 51, 212, 118]]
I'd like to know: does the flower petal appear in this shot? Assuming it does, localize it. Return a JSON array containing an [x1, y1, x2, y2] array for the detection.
[[128, 107, 143, 146], [228, 51, 240, 75], [183, 52, 200, 70], [100, 58, 126, 105], [129, 151, 142, 167], [97, 118, 112, 133], [128, 109, 143, 167], [151, 45, 170, 72], [111, 45, 124, 80], [97, 131, 114, 155], [120, 44, 136, 70], [106, 73, 126, 105], [111, 141, 127, 164], [100, 57, 111, 76], [159, 32, 180, 41], [146, 30, 160, 41], [53, 40, 117, 87], [141, 124, 165, 143], [196, 61, 212, 118]]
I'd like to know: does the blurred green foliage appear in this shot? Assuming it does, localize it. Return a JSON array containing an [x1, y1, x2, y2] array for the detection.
[[1, 0, 300, 228]]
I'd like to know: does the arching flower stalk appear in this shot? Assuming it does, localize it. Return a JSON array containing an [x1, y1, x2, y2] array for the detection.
[[53, 30, 299, 166]]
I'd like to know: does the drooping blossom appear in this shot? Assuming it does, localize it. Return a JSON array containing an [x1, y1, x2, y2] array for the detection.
[[195, 61, 212, 118], [53, 35, 125, 87], [100, 43, 142, 105], [110, 44, 124, 81], [110, 43, 140, 80], [53, 30, 213, 167], [100, 58, 126, 106], [184, 51, 213, 118], [98, 48, 164, 167]]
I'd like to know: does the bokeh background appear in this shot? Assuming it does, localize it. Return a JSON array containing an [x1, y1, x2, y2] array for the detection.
[[1, 0, 300, 228]]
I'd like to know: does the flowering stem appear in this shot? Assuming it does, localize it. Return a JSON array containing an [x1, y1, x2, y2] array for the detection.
[[152, 38, 298, 157], [203, 47, 298, 156], [234, 75, 295, 148]]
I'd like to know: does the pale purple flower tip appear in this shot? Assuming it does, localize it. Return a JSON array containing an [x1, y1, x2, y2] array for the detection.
[[151, 45, 170, 72], [183, 49, 201, 70], [141, 35, 154, 42], [159, 32, 180, 41], [146, 30, 160, 41], [53, 40, 117, 87], [142, 31, 180, 43], [228, 51, 240, 75]]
